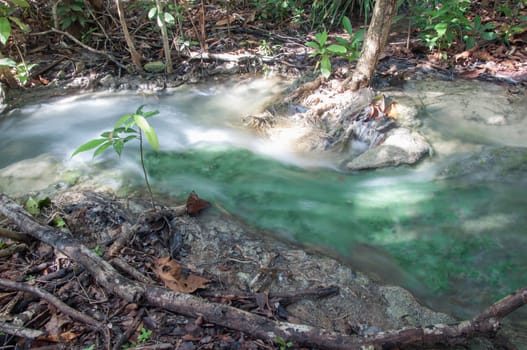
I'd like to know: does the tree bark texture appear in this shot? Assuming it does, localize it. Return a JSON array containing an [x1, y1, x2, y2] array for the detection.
[[1, 193, 525, 349], [350, 0, 398, 91]]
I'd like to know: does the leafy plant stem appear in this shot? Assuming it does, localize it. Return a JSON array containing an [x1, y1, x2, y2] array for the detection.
[[139, 129, 156, 211]]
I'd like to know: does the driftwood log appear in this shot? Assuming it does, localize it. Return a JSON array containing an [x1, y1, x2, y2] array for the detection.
[[0, 192, 525, 349]]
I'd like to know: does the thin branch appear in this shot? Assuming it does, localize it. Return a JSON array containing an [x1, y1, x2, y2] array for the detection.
[[50, 28, 128, 71], [111, 308, 146, 350]]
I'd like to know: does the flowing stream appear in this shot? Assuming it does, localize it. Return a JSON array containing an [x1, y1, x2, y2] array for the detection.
[[1, 78, 526, 335]]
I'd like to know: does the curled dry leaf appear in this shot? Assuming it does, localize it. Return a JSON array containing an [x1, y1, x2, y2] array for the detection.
[[153, 257, 209, 293], [186, 191, 211, 216], [385, 102, 398, 120]]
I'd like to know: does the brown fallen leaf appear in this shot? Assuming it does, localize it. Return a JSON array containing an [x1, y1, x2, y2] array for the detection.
[[39, 330, 78, 343], [186, 191, 211, 216], [385, 102, 399, 120], [153, 257, 209, 293]]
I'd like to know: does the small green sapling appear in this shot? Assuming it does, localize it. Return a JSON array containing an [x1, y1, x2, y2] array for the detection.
[[72, 105, 160, 209]]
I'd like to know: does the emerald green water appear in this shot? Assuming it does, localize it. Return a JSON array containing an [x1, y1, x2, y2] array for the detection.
[[146, 147, 527, 319]]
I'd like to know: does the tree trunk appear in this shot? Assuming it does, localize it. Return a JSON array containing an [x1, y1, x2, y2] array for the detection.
[[115, 0, 143, 73], [349, 0, 398, 91]]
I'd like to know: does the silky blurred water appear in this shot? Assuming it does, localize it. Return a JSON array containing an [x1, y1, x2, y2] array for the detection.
[[1, 79, 526, 335]]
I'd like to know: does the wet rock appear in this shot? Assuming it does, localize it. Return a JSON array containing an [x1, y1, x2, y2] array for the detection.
[[345, 128, 431, 170], [144, 61, 166, 73]]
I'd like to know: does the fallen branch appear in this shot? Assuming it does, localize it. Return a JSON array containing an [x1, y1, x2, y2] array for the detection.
[[0, 278, 103, 331], [46, 28, 129, 71], [0, 321, 45, 339], [0, 193, 525, 349]]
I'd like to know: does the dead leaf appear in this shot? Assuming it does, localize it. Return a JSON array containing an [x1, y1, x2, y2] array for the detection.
[[39, 76, 49, 85], [40, 330, 78, 343], [216, 15, 237, 26], [45, 312, 70, 336], [153, 257, 209, 293], [186, 191, 211, 216], [385, 102, 399, 120]]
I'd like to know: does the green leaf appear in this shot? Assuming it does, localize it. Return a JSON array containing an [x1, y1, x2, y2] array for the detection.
[[25, 197, 39, 216], [122, 135, 137, 143], [434, 22, 448, 37], [93, 141, 113, 157], [335, 37, 348, 46], [114, 113, 133, 129], [164, 12, 175, 25], [135, 105, 145, 114], [327, 44, 346, 54], [71, 4, 83, 11], [8, 16, 29, 33], [142, 110, 160, 118], [8, 0, 29, 7], [342, 16, 353, 36], [0, 17, 12, 45], [72, 138, 107, 157], [315, 30, 328, 46], [353, 28, 365, 45], [481, 31, 497, 41], [305, 41, 320, 49], [113, 139, 124, 156], [53, 216, 66, 228], [148, 7, 157, 20], [0, 57, 16, 67], [134, 115, 159, 151], [60, 16, 73, 30], [320, 55, 331, 78], [482, 23, 495, 31], [474, 15, 481, 29]]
